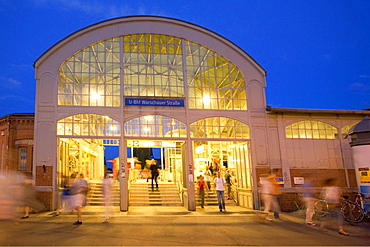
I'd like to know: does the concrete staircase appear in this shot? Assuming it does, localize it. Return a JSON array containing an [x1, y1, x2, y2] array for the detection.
[[129, 183, 183, 206], [195, 189, 238, 206], [86, 180, 120, 206]]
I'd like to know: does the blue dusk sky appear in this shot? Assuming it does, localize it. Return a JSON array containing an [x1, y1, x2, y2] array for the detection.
[[0, 0, 369, 117]]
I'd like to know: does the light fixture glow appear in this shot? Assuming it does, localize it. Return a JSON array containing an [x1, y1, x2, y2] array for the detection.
[[203, 95, 211, 104], [91, 93, 101, 100]]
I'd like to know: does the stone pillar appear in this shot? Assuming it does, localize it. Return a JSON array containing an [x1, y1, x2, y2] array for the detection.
[[349, 116, 370, 211]]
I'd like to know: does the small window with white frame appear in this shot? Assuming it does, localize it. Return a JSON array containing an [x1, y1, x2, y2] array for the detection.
[[18, 147, 28, 171]]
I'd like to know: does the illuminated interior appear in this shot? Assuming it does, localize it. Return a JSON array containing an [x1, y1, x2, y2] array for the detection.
[[58, 138, 105, 183]]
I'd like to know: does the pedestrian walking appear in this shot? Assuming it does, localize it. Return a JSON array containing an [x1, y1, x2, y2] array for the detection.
[[225, 170, 232, 200], [55, 173, 69, 217], [197, 175, 206, 208], [204, 166, 212, 197], [319, 178, 349, 236], [69, 173, 89, 225], [0, 171, 20, 223], [268, 170, 282, 219], [150, 160, 159, 190], [257, 171, 281, 221], [214, 172, 226, 212], [19, 173, 45, 219], [102, 174, 113, 223], [300, 174, 316, 225]]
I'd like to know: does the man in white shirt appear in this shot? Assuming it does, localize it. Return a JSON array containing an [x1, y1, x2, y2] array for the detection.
[[214, 172, 226, 212]]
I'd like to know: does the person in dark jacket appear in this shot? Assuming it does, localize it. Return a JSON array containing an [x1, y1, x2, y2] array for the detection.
[[150, 160, 159, 190]]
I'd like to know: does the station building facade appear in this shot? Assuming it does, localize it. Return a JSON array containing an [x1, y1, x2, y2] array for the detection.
[[32, 16, 369, 211]]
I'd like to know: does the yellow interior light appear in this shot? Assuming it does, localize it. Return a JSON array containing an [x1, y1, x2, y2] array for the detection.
[[202, 95, 211, 104], [91, 93, 101, 100]]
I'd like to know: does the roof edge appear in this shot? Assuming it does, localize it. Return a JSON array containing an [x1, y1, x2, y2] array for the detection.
[[266, 107, 370, 115], [33, 15, 266, 76]]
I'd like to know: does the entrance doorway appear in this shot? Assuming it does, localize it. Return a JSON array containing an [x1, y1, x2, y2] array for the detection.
[[127, 140, 186, 207], [192, 141, 253, 208], [57, 138, 121, 207], [127, 140, 184, 184]]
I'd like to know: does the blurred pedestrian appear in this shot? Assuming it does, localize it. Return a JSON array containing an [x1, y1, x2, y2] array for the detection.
[[102, 174, 113, 223], [257, 171, 281, 221], [19, 173, 45, 219], [268, 170, 282, 219], [319, 178, 349, 236], [258, 174, 273, 221], [0, 171, 20, 222], [214, 172, 226, 212], [300, 174, 316, 225], [69, 173, 88, 225], [55, 173, 69, 217], [204, 166, 212, 197], [197, 175, 206, 208]]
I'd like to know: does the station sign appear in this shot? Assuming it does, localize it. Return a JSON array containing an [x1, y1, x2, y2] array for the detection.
[[125, 98, 184, 107]]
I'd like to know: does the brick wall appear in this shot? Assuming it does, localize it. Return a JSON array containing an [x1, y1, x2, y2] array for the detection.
[[0, 114, 35, 173], [36, 191, 52, 211], [256, 168, 358, 212]]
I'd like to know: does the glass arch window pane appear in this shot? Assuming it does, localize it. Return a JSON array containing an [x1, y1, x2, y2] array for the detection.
[[57, 114, 120, 137], [285, 120, 338, 139], [58, 38, 121, 107], [191, 117, 250, 139], [185, 41, 247, 110], [124, 115, 187, 138], [123, 34, 184, 98]]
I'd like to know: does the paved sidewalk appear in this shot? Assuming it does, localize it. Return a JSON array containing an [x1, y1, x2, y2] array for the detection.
[[39, 205, 256, 217], [1, 206, 369, 246]]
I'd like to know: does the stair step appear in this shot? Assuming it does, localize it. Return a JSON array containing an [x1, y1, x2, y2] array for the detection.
[[86, 181, 120, 206], [129, 182, 182, 207], [86, 181, 183, 207], [129, 203, 183, 206]]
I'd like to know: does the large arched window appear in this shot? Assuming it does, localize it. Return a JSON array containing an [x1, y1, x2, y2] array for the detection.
[[285, 120, 338, 139], [190, 117, 250, 139], [57, 114, 120, 136], [58, 34, 247, 110], [124, 115, 186, 138]]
